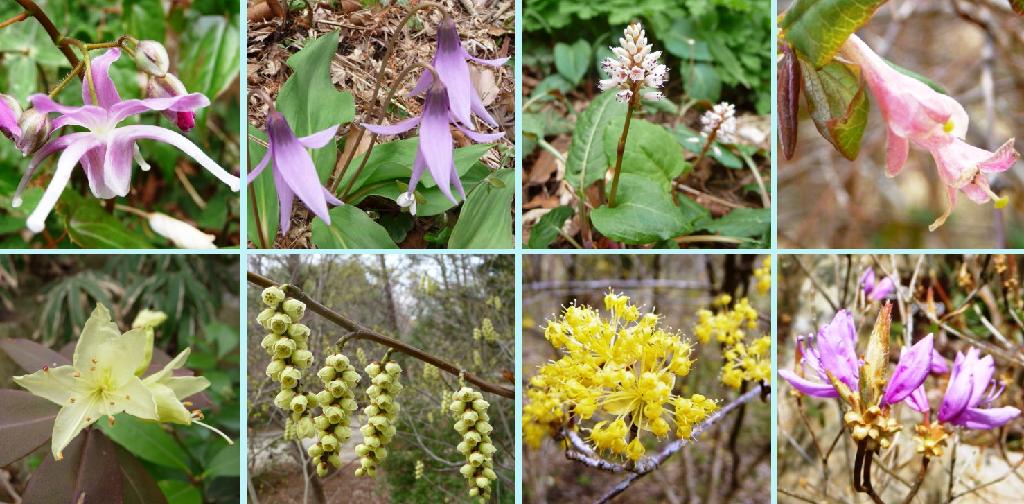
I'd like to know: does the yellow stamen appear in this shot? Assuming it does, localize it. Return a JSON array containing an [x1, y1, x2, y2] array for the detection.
[[981, 184, 1009, 208], [943, 119, 954, 133]]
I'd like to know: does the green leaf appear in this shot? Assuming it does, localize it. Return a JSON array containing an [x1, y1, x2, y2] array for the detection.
[[178, 16, 240, 100], [202, 444, 240, 478], [527, 206, 573, 249], [99, 415, 192, 471], [158, 480, 202, 504], [590, 173, 706, 244], [58, 192, 154, 249], [553, 40, 591, 85], [123, 0, 166, 42], [780, 0, 887, 67], [204, 322, 238, 358], [662, 19, 713, 61], [602, 118, 689, 191], [338, 139, 491, 197], [673, 126, 743, 169], [7, 56, 37, 102], [528, 74, 574, 101], [310, 206, 397, 249], [564, 90, 625, 193], [702, 207, 770, 238], [246, 127, 277, 247], [800, 60, 869, 160], [885, 58, 946, 94], [365, 164, 489, 217], [276, 31, 355, 181], [448, 169, 514, 249], [684, 63, 721, 102]]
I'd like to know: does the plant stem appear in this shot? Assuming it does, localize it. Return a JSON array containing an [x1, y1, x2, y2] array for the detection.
[[607, 82, 640, 208], [248, 142, 270, 248], [247, 271, 514, 398], [577, 191, 593, 248], [13, 0, 79, 67], [902, 456, 929, 504], [48, 60, 84, 98], [0, 12, 29, 30]]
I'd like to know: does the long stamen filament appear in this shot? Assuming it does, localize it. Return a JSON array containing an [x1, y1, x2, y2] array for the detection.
[[193, 418, 234, 444]]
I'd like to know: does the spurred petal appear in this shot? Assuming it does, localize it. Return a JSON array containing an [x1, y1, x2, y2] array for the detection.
[[298, 125, 340, 149], [958, 406, 1021, 430], [14, 133, 83, 207], [83, 48, 123, 108], [361, 117, 420, 136], [778, 369, 839, 398], [26, 136, 102, 233], [110, 94, 210, 124], [114, 125, 240, 191], [881, 334, 933, 405], [13, 365, 79, 405], [102, 136, 135, 197]]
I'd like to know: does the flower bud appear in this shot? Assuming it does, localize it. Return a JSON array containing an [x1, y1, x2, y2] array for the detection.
[[265, 359, 285, 378], [273, 337, 296, 358], [274, 389, 295, 409], [385, 362, 402, 375], [472, 399, 489, 412], [148, 213, 215, 249], [365, 363, 381, 376], [15, 109, 50, 156], [262, 286, 285, 307], [462, 411, 479, 423], [268, 313, 291, 335], [479, 443, 496, 456], [292, 350, 314, 369], [283, 298, 306, 322], [475, 477, 491, 488], [307, 443, 323, 458], [328, 454, 342, 468], [317, 366, 336, 382], [354, 444, 370, 457], [341, 370, 360, 384], [256, 308, 276, 329], [460, 464, 474, 477], [316, 465, 328, 477], [0, 94, 22, 141], [288, 323, 310, 341], [135, 40, 170, 77], [141, 73, 196, 131], [290, 395, 309, 413]]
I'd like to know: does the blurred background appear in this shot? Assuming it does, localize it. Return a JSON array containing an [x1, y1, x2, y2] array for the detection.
[[247, 254, 514, 503], [0, 254, 242, 503], [522, 254, 770, 503], [777, 254, 1024, 502], [779, 1, 1024, 248], [0, 0, 240, 248]]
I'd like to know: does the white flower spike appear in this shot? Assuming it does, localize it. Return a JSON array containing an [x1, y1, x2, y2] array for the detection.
[[599, 22, 668, 103]]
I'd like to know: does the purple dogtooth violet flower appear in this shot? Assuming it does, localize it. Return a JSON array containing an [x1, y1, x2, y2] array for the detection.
[[778, 309, 858, 398], [13, 48, 238, 233], [362, 74, 504, 214], [860, 267, 895, 301], [931, 348, 1020, 429], [247, 107, 342, 233], [409, 16, 509, 130]]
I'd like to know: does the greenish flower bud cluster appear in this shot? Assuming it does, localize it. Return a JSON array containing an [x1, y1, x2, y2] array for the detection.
[[309, 352, 361, 477], [354, 357, 403, 478], [258, 286, 315, 435], [451, 387, 497, 501], [472, 318, 499, 343]]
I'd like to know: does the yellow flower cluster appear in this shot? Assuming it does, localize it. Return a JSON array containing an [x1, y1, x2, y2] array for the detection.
[[754, 257, 771, 295], [694, 297, 758, 346], [721, 335, 771, 389], [523, 292, 718, 461], [473, 318, 499, 343], [693, 282, 771, 390]]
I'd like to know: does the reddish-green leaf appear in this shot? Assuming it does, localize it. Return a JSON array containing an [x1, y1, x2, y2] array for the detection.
[[0, 337, 70, 372], [800, 59, 869, 160], [0, 390, 59, 465], [23, 429, 123, 504]]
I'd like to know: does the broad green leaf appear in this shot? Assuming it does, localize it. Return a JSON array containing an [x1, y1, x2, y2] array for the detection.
[[448, 169, 514, 249], [528, 74, 573, 101], [338, 139, 491, 196], [178, 16, 240, 100], [58, 192, 154, 249], [603, 118, 689, 191], [158, 480, 202, 504], [527, 205, 573, 249], [554, 40, 591, 85], [7, 56, 37, 102], [364, 164, 489, 217], [246, 127, 277, 247], [276, 31, 355, 181], [800, 60, 868, 160], [662, 19, 713, 61], [684, 63, 721, 102], [702, 207, 770, 238], [0, 390, 59, 466], [780, 0, 887, 67], [100, 415, 192, 471], [123, 0, 166, 42], [202, 444, 240, 478], [310, 206, 397, 249], [204, 322, 238, 358], [590, 173, 706, 244], [565, 90, 625, 193], [673, 126, 743, 169]]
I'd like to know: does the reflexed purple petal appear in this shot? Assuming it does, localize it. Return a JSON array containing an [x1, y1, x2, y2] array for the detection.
[[419, 85, 456, 203], [434, 18, 474, 128], [958, 406, 1020, 430], [469, 85, 500, 128], [361, 117, 420, 136], [449, 161, 466, 201], [323, 188, 342, 206], [297, 125, 340, 149], [965, 354, 995, 410], [407, 149, 428, 194], [114, 125, 239, 191], [274, 166, 296, 233], [778, 369, 839, 398], [938, 349, 977, 423], [409, 70, 432, 96], [267, 114, 330, 224], [83, 48, 123, 108], [905, 383, 930, 413], [860, 268, 875, 293], [930, 349, 949, 374], [460, 47, 509, 67], [110, 94, 210, 124], [246, 146, 273, 184], [871, 276, 895, 301], [455, 122, 504, 143], [881, 334, 933, 405], [102, 136, 135, 197], [30, 94, 107, 130], [25, 137, 102, 233]]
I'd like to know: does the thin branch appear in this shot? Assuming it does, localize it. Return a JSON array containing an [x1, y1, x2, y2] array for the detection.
[[13, 0, 79, 66], [247, 271, 514, 398]]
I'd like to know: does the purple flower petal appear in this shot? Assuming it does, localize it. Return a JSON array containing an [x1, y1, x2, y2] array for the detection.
[[26, 136, 102, 233], [881, 334, 933, 405], [323, 188, 342, 206], [266, 114, 330, 224], [115, 125, 240, 191], [965, 354, 995, 410], [816, 310, 860, 391], [434, 18, 474, 129], [871, 276, 895, 301], [938, 349, 978, 423], [102, 136, 136, 197], [905, 383, 930, 413], [958, 406, 1020, 430], [454, 122, 504, 143], [14, 133, 83, 206], [860, 268, 875, 293], [30, 94, 107, 130], [362, 117, 420, 136], [449, 160, 466, 200], [778, 369, 839, 398], [409, 70, 432, 97], [407, 149, 427, 194], [80, 148, 117, 199], [469, 85, 500, 128], [0, 98, 20, 139], [297, 125, 340, 149], [460, 47, 509, 67], [83, 48, 123, 109], [274, 165, 296, 233], [110, 94, 210, 124], [419, 83, 456, 203], [246, 146, 273, 184], [930, 349, 949, 374]]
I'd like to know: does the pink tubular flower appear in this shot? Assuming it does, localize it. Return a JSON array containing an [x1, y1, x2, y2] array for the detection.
[[779, 310, 858, 398], [247, 110, 341, 233], [14, 48, 238, 233], [362, 77, 503, 212], [880, 334, 933, 405], [410, 16, 508, 130], [935, 348, 1020, 429], [840, 34, 1021, 231], [860, 267, 894, 301]]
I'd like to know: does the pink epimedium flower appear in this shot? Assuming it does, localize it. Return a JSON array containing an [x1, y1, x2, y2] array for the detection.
[[410, 16, 509, 130], [840, 34, 1021, 231], [246, 111, 342, 233], [12, 48, 239, 233], [362, 78, 504, 213], [778, 310, 858, 398], [860, 267, 895, 301]]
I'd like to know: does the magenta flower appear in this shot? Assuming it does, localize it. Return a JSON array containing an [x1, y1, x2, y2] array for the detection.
[[247, 110, 341, 233], [410, 16, 508, 130], [840, 34, 1021, 231], [0, 94, 20, 141], [362, 78, 503, 212], [779, 310, 858, 398], [934, 348, 1020, 429], [880, 334, 933, 405], [13, 48, 238, 233], [929, 349, 948, 374], [860, 267, 894, 301]]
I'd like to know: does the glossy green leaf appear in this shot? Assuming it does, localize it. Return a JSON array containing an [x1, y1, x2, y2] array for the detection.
[[310, 206, 397, 249], [7, 56, 37, 102], [528, 74, 574, 101], [178, 16, 240, 100], [527, 205, 573, 249], [100, 415, 192, 471], [603, 118, 689, 191], [365, 164, 490, 217], [123, 0, 166, 42], [0, 390, 59, 466], [276, 31, 354, 181], [338, 139, 492, 196], [554, 40, 592, 85], [202, 444, 240, 478], [565, 90, 625, 193], [246, 127, 277, 247], [159, 480, 202, 504], [590, 173, 706, 244], [780, 0, 887, 67], [58, 193, 154, 249], [448, 169, 514, 249], [702, 207, 770, 238], [684, 63, 721, 102], [800, 60, 869, 160]]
